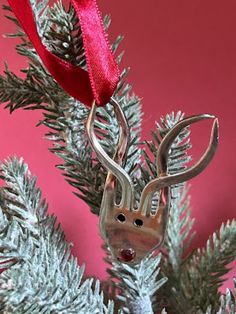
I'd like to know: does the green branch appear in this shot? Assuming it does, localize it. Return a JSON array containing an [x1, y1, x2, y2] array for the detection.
[[0, 157, 113, 313]]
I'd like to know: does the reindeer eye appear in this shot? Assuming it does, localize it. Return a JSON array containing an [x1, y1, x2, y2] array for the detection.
[[116, 213, 126, 223], [134, 219, 143, 227]]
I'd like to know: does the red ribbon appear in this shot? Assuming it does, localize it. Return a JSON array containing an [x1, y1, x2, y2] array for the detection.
[[7, 0, 120, 107]]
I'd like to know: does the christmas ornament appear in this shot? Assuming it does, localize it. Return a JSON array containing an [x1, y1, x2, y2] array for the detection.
[[86, 97, 219, 263], [7, 0, 220, 265]]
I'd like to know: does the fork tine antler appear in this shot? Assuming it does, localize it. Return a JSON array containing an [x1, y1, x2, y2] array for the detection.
[[140, 115, 219, 216], [86, 97, 134, 210]]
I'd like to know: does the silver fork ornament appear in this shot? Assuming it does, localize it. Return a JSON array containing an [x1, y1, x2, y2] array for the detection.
[[86, 97, 219, 264]]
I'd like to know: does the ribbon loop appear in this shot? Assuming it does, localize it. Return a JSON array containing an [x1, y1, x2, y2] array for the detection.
[[7, 0, 120, 107]]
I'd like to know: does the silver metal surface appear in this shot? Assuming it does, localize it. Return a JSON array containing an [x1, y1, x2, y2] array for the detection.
[[86, 98, 219, 264], [86, 98, 134, 211]]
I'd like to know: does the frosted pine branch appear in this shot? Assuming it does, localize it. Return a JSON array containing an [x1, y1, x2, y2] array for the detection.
[[216, 278, 236, 314], [181, 220, 236, 313], [109, 254, 167, 314], [0, 157, 113, 313]]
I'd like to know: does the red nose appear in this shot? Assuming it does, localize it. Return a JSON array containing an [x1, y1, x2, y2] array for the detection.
[[120, 248, 136, 262]]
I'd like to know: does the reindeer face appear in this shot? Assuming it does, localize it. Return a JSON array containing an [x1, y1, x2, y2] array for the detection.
[[101, 207, 168, 263]]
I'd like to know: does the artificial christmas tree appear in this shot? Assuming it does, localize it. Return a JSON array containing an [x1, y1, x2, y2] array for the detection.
[[0, 1, 235, 313]]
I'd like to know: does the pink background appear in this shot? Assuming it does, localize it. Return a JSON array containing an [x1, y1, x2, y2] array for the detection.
[[0, 0, 235, 290]]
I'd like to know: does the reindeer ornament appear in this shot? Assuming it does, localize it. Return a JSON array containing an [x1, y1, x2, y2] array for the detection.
[[86, 98, 219, 264]]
